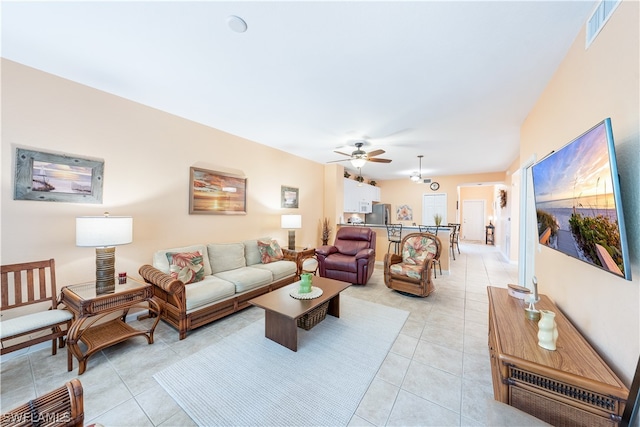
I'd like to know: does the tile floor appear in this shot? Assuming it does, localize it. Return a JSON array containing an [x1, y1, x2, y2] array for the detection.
[[0, 241, 517, 426]]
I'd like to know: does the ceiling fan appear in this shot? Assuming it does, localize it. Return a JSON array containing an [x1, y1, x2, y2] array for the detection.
[[328, 141, 392, 168]]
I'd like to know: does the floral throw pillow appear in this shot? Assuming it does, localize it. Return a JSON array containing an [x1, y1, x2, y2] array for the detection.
[[257, 239, 284, 264], [166, 251, 205, 284]]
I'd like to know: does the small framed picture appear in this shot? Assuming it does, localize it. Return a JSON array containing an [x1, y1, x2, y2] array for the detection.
[[281, 186, 299, 208], [14, 148, 104, 203], [396, 204, 413, 221]]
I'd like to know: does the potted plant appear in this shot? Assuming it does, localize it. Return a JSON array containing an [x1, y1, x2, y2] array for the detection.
[[321, 218, 332, 245], [356, 175, 364, 183], [369, 180, 377, 186], [434, 214, 442, 227], [344, 171, 351, 178]]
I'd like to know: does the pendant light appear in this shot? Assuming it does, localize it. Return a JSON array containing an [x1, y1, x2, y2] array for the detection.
[[410, 155, 423, 182]]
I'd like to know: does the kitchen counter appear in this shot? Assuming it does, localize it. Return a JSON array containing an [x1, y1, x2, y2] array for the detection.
[[343, 223, 453, 231], [336, 224, 451, 272]]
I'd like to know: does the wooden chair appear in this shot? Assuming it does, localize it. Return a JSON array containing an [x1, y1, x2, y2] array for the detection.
[[1, 379, 84, 427], [1, 259, 73, 365], [384, 232, 441, 297]]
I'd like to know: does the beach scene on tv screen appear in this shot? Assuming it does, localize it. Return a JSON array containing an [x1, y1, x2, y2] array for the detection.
[[532, 122, 625, 278]]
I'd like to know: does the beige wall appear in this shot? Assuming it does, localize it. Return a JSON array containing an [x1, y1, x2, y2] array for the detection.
[[520, 0, 639, 384], [323, 164, 344, 244], [1, 59, 325, 288], [377, 171, 505, 230]]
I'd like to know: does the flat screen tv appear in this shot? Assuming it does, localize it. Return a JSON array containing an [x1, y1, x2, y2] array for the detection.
[[531, 118, 631, 280]]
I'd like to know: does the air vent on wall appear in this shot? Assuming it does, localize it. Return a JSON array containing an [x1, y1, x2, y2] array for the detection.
[[586, 0, 621, 48], [422, 178, 432, 184]]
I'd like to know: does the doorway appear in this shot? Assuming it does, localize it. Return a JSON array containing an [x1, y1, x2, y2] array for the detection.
[[462, 200, 485, 240]]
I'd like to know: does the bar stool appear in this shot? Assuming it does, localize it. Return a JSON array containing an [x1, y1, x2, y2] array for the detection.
[[448, 223, 461, 260], [386, 223, 403, 254], [418, 225, 441, 277]]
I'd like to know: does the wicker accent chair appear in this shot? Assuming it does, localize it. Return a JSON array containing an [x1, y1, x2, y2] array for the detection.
[[1, 259, 73, 365], [315, 226, 376, 285], [384, 232, 441, 297], [1, 379, 84, 427]]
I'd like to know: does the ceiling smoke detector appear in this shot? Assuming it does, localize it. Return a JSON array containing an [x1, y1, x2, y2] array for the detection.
[[227, 15, 247, 33]]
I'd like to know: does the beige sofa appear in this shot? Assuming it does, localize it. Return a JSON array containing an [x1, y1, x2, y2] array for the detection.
[[139, 238, 297, 339]]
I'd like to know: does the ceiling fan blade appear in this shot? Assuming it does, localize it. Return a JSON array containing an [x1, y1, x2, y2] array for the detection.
[[333, 151, 352, 157], [367, 149, 385, 157], [368, 158, 392, 163], [327, 159, 349, 163]]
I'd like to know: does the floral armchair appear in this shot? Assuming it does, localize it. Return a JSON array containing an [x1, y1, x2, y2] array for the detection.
[[384, 232, 441, 297]]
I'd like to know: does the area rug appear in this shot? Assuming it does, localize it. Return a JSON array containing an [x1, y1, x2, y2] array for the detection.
[[154, 295, 409, 426]]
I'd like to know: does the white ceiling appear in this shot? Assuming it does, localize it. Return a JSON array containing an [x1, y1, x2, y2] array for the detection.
[[1, 1, 596, 181]]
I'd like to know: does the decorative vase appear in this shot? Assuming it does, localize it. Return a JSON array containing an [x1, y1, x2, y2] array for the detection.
[[299, 273, 312, 293], [537, 310, 558, 350]]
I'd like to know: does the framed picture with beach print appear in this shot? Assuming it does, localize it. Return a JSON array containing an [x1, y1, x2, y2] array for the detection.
[[281, 186, 299, 208], [189, 167, 247, 215], [14, 148, 104, 203]]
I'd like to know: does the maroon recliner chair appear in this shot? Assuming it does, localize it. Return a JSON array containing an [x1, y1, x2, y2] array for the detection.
[[315, 227, 376, 285]]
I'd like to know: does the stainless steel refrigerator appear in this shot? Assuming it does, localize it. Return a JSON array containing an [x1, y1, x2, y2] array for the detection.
[[365, 204, 391, 225]]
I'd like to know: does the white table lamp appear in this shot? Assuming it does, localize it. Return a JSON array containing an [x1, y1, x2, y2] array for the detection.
[[76, 212, 133, 293], [281, 214, 302, 250]]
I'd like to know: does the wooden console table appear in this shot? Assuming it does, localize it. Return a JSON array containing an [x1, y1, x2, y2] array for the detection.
[[487, 286, 628, 426], [61, 277, 161, 374]]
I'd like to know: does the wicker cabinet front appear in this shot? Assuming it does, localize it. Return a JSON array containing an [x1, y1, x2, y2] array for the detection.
[[487, 286, 627, 426]]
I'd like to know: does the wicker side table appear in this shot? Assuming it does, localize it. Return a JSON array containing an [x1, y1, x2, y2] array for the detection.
[[282, 247, 316, 278], [61, 277, 161, 375]]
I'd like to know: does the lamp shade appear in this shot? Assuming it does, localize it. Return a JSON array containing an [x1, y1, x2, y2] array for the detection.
[[76, 215, 133, 247], [281, 214, 302, 229]]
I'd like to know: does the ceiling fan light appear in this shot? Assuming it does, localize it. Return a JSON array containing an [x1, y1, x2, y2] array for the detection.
[[350, 158, 367, 168]]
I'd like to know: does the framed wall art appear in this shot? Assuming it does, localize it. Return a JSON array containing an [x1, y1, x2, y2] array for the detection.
[[189, 167, 247, 215], [396, 204, 413, 221], [281, 186, 299, 208], [14, 148, 104, 203]]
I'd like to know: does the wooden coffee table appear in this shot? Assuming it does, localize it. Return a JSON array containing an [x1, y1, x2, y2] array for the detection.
[[249, 276, 350, 351]]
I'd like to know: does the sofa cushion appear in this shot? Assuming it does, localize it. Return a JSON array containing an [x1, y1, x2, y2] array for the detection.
[[243, 237, 271, 266], [207, 243, 246, 274], [153, 244, 212, 276], [252, 260, 296, 281], [185, 276, 236, 312], [257, 239, 284, 264], [166, 251, 205, 284], [214, 267, 273, 293]]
